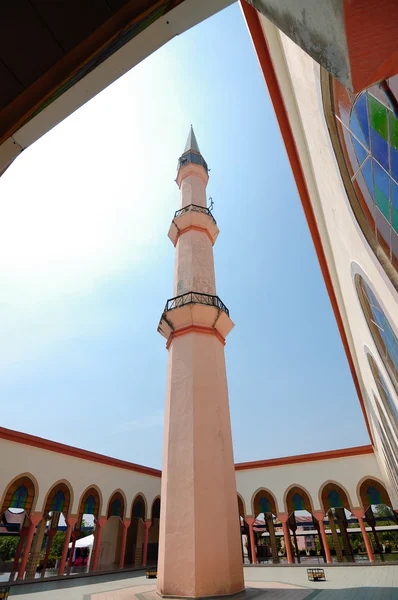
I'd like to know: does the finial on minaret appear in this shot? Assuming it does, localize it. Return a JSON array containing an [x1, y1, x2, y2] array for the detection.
[[184, 124, 201, 154]]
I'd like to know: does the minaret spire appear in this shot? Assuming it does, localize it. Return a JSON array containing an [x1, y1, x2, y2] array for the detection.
[[157, 130, 244, 598]]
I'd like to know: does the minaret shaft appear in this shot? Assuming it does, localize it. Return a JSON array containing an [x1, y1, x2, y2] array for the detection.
[[157, 128, 244, 598]]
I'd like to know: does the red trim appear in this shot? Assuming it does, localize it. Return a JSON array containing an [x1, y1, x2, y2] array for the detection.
[[174, 225, 214, 246], [0, 427, 161, 478], [166, 324, 225, 349], [235, 444, 374, 471], [240, 2, 373, 442]]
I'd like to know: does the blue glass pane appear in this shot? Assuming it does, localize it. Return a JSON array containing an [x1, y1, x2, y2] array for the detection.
[[361, 158, 374, 197], [111, 499, 121, 516], [351, 135, 368, 166], [392, 181, 398, 210], [355, 94, 370, 146], [350, 109, 368, 147], [84, 495, 95, 514], [373, 160, 390, 199], [51, 491, 65, 512], [391, 145, 398, 182], [292, 493, 305, 511], [259, 496, 271, 513], [366, 486, 382, 505], [371, 128, 389, 171]]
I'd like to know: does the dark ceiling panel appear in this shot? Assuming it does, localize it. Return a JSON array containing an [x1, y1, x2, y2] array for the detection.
[[0, 1, 65, 87], [106, 0, 132, 9], [0, 60, 24, 111], [31, 0, 118, 53]]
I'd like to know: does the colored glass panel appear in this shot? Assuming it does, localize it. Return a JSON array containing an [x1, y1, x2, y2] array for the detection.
[[366, 486, 382, 505], [392, 181, 398, 210], [111, 499, 121, 517], [369, 95, 388, 140], [350, 110, 368, 147], [327, 490, 343, 508], [84, 495, 95, 515], [390, 112, 398, 150], [360, 157, 374, 197], [355, 94, 370, 146], [393, 207, 398, 233], [390, 146, 398, 182], [259, 496, 271, 514], [351, 136, 368, 165], [10, 486, 28, 509], [292, 493, 305, 511], [51, 490, 65, 512], [375, 187, 390, 220], [134, 501, 143, 518], [371, 128, 389, 171]]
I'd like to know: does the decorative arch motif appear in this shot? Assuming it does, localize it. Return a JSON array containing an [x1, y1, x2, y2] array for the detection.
[[358, 477, 392, 508], [107, 491, 125, 519], [285, 485, 313, 514], [356, 276, 398, 394], [237, 494, 246, 518], [1, 476, 36, 514], [323, 73, 398, 283], [78, 486, 101, 518], [151, 497, 160, 521], [252, 488, 278, 516], [319, 481, 352, 512], [131, 494, 146, 521], [368, 353, 398, 435], [44, 482, 72, 516]]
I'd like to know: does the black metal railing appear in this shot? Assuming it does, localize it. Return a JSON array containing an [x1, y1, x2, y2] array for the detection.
[[164, 291, 229, 317], [174, 204, 217, 226]]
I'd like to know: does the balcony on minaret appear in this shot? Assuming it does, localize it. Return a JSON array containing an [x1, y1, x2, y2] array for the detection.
[[168, 204, 219, 246]]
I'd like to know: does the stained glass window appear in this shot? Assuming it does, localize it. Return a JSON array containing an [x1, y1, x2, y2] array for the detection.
[[368, 354, 398, 435], [10, 485, 28, 509], [111, 499, 121, 517], [372, 395, 398, 498], [134, 500, 143, 519], [84, 495, 96, 515], [357, 276, 398, 393], [259, 496, 271, 514], [292, 493, 305, 511], [366, 486, 382, 505], [327, 490, 343, 508], [50, 490, 65, 513], [330, 76, 398, 277]]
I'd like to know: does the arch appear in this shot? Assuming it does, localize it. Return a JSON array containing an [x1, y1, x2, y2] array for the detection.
[[42, 480, 73, 517], [251, 487, 278, 516], [151, 497, 160, 521], [319, 480, 353, 512], [107, 489, 126, 520], [357, 476, 392, 509], [356, 274, 398, 394], [284, 484, 314, 514], [130, 493, 147, 521], [237, 493, 246, 518], [0, 473, 38, 515], [322, 72, 398, 287], [77, 485, 102, 519]]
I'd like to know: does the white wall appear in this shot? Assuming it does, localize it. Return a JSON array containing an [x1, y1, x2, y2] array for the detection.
[[257, 15, 398, 505]]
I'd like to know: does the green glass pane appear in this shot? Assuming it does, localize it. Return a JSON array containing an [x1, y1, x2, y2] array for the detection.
[[392, 206, 398, 233], [375, 185, 390, 220], [369, 95, 388, 141], [390, 112, 398, 151]]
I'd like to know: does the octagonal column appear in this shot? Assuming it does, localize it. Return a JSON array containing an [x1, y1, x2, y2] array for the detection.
[[352, 509, 374, 562], [277, 514, 293, 564], [313, 511, 332, 563]]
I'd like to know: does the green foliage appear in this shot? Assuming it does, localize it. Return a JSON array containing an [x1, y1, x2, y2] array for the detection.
[[49, 531, 66, 560], [0, 536, 18, 561]]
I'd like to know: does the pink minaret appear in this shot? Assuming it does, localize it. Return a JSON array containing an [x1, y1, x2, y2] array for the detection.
[[157, 127, 244, 597]]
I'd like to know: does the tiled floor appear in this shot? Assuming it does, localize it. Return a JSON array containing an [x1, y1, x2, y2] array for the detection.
[[8, 565, 398, 599]]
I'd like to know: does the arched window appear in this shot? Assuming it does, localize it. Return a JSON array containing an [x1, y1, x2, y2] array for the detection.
[[368, 354, 398, 435], [10, 486, 28, 509], [84, 495, 95, 515], [50, 490, 65, 513], [111, 499, 121, 517], [327, 490, 343, 508], [356, 276, 398, 393], [134, 501, 143, 519], [365, 486, 382, 505], [292, 493, 305, 511], [323, 74, 398, 283]]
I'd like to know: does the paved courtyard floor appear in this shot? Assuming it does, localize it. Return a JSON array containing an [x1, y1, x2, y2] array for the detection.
[[8, 565, 398, 599]]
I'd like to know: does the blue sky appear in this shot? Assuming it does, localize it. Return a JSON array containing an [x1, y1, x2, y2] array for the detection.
[[0, 3, 369, 468]]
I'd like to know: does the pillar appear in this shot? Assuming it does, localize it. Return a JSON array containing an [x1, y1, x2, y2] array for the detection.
[[58, 516, 78, 575], [265, 513, 279, 564], [351, 509, 374, 563], [91, 517, 107, 572], [313, 511, 332, 564], [119, 519, 130, 569], [365, 506, 383, 559], [245, 517, 257, 565], [143, 520, 152, 567], [277, 514, 293, 564], [12, 529, 28, 574], [289, 513, 300, 563], [41, 528, 57, 573], [328, 510, 344, 562], [335, 507, 354, 562], [67, 530, 79, 568], [17, 513, 43, 580]]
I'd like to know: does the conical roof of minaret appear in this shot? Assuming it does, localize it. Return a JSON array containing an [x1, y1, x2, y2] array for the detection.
[[184, 125, 200, 154]]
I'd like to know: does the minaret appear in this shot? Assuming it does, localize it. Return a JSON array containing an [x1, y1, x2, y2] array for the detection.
[[157, 127, 244, 598]]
